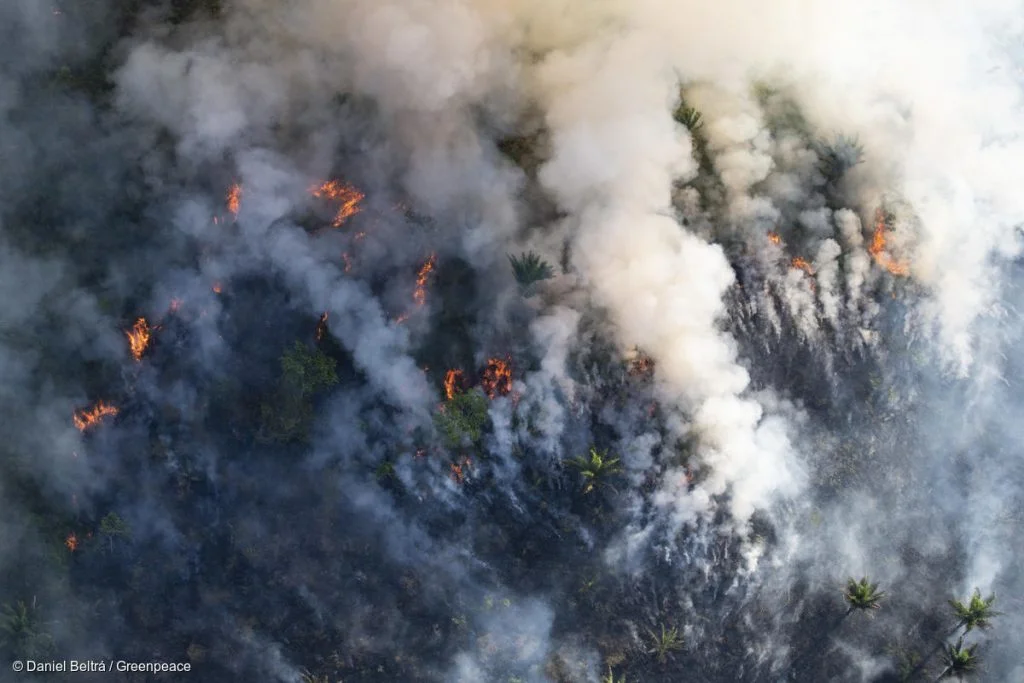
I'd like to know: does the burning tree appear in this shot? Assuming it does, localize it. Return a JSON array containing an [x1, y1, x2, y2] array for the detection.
[[73, 401, 118, 431], [125, 317, 151, 362]]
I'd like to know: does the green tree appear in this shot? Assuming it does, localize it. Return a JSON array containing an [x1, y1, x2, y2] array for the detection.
[[508, 252, 554, 290], [569, 447, 622, 494], [260, 342, 338, 443], [646, 624, 683, 664], [434, 389, 489, 447], [0, 601, 54, 659], [99, 512, 132, 553], [843, 577, 886, 614], [949, 589, 999, 634], [939, 637, 979, 680]]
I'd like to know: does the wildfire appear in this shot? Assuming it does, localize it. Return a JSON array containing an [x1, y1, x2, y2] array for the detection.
[[413, 253, 437, 307], [443, 369, 465, 400], [342, 252, 353, 273], [868, 209, 910, 276], [768, 231, 782, 245], [628, 350, 655, 377], [125, 317, 151, 362], [791, 257, 815, 277], [481, 357, 512, 399], [315, 312, 329, 342], [310, 180, 365, 227], [226, 183, 242, 217], [73, 401, 119, 432], [65, 533, 78, 552], [450, 456, 473, 484], [212, 282, 223, 294]]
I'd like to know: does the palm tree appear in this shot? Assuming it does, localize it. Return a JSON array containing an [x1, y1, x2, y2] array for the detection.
[[843, 577, 886, 614], [602, 667, 627, 683], [508, 252, 554, 289], [939, 637, 978, 680], [568, 447, 622, 494], [949, 589, 1000, 633], [673, 105, 704, 132], [646, 624, 684, 664]]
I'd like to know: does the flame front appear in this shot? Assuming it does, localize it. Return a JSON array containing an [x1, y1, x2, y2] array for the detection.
[[311, 180, 365, 227], [414, 253, 437, 307], [73, 401, 119, 431], [869, 209, 910, 276], [65, 533, 78, 552], [443, 369, 464, 400], [450, 456, 473, 484], [768, 231, 782, 245], [481, 358, 512, 399], [791, 257, 815, 277], [126, 317, 151, 361], [226, 183, 242, 217]]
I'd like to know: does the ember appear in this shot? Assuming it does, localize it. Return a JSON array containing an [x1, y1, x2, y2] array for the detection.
[[768, 231, 782, 245], [65, 533, 78, 552]]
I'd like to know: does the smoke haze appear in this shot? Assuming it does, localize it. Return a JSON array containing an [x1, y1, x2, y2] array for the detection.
[[1, 0, 1023, 681]]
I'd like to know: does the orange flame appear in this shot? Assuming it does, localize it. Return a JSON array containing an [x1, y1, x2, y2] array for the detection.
[[65, 533, 78, 552], [443, 369, 464, 400], [212, 282, 223, 294], [126, 317, 151, 362], [226, 183, 242, 217], [791, 257, 815, 276], [628, 352, 655, 377], [450, 456, 473, 484], [868, 209, 910, 276], [768, 231, 782, 245], [316, 312, 329, 342], [481, 357, 512, 399], [311, 180, 365, 227], [73, 401, 119, 432], [414, 253, 437, 307]]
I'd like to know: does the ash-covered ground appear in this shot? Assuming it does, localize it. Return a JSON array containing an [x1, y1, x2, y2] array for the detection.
[[2, 1, 1024, 682]]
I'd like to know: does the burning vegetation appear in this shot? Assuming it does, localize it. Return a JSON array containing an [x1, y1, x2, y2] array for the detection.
[[72, 401, 119, 432], [869, 208, 910, 276], [226, 183, 242, 217], [413, 253, 437, 307], [310, 180, 365, 227], [480, 357, 512, 399], [443, 369, 465, 400], [125, 317, 151, 361], [315, 312, 329, 342]]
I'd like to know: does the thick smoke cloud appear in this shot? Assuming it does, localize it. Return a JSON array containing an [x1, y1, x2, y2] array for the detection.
[[1, 0, 1024, 681]]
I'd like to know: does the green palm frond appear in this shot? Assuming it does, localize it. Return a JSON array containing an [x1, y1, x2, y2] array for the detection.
[[843, 577, 886, 612], [508, 252, 554, 288], [949, 588, 1000, 633], [569, 447, 622, 494], [646, 624, 684, 663], [940, 637, 979, 679]]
